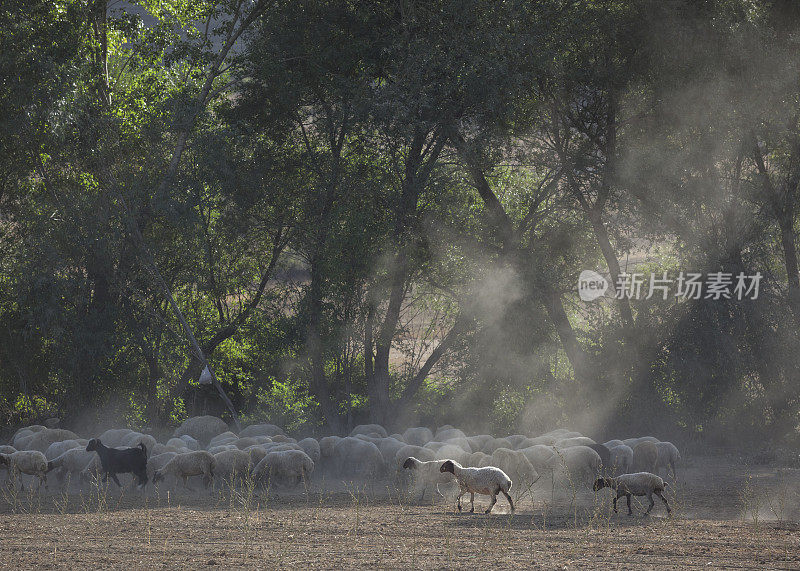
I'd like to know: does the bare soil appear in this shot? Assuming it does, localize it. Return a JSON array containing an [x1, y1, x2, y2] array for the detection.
[[1, 456, 798, 569]]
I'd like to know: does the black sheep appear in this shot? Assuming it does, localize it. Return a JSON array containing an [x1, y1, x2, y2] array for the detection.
[[86, 438, 148, 488]]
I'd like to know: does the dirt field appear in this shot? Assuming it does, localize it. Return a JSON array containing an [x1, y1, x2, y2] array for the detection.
[[1, 456, 799, 569]]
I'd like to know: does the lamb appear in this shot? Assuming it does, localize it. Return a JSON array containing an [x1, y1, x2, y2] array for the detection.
[[593, 472, 670, 516], [85, 438, 149, 488], [252, 449, 314, 487], [655, 441, 680, 478], [98, 428, 136, 447], [402, 457, 456, 500], [609, 444, 633, 474], [152, 451, 215, 489], [172, 415, 229, 445], [633, 441, 658, 472], [0, 450, 49, 489], [440, 459, 514, 514]]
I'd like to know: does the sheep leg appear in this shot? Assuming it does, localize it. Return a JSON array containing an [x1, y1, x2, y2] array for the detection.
[[436, 483, 444, 498], [645, 492, 655, 515], [470, 492, 475, 513], [670, 461, 676, 480], [656, 490, 671, 514], [485, 493, 497, 514], [109, 473, 122, 488], [613, 495, 619, 513], [626, 493, 633, 516], [502, 489, 515, 513], [456, 490, 464, 512], [419, 486, 426, 502]]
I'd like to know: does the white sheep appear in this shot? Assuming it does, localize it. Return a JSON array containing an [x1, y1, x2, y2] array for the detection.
[[178, 435, 200, 450], [319, 436, 342, 461], [439, 459, 514, 514], [239, 423, 285, 438], [146, 452, 178, 482], [633, 441, 658, 472], [351, 424, 388, 439], [166, 437, 190, 450], [593, 472, 670, 515], [44, 439, 82, 460], [97, 429, 135, 448], [120, 432, 158, 457], [603, 439, 624, 449], [234, 437, 262, 449], [11, 425, 46, 449], [153, 451, 215, 489], [21, 428, 80, 453], [252, 449, 314, 487], [209, 431, 239, 448], [1, 450, 49, 489], [655, 442, 680, 478], [434, 428, 468, 442], [609, 444, 634, 474], [332, 437, 382, 479], [401, 456, 456, 500], [173, 416, 229, 444], [294, 438, 320, 465], [554, 436, 596, 449], [207, 444, 239, 455], [46, 448, 95, 486], [547, 445, 602, 486], [466, 451, 491, 467], [403, 427, 434, 447], [466, 435, 493, 451], [375, 437, 406, 470], [213, 449, 253, 485], [482, 438, 512, 454], [490, 448, 539, 491], [623, 436, 660, 449]]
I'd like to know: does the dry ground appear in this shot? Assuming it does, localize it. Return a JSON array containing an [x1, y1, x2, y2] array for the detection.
[[1, 456, 799, 569]]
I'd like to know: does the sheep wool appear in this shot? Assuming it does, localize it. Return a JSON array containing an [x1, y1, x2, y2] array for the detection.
[[153, 451, 215, 489], [440, 459, 514, 514], [594, 472, 670, 515]]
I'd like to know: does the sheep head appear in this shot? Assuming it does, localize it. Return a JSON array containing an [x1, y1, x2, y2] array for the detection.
[[439, 460, 455, 474]]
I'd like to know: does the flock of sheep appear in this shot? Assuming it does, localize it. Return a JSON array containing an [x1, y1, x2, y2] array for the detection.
[[0, 416, 681, 515]]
